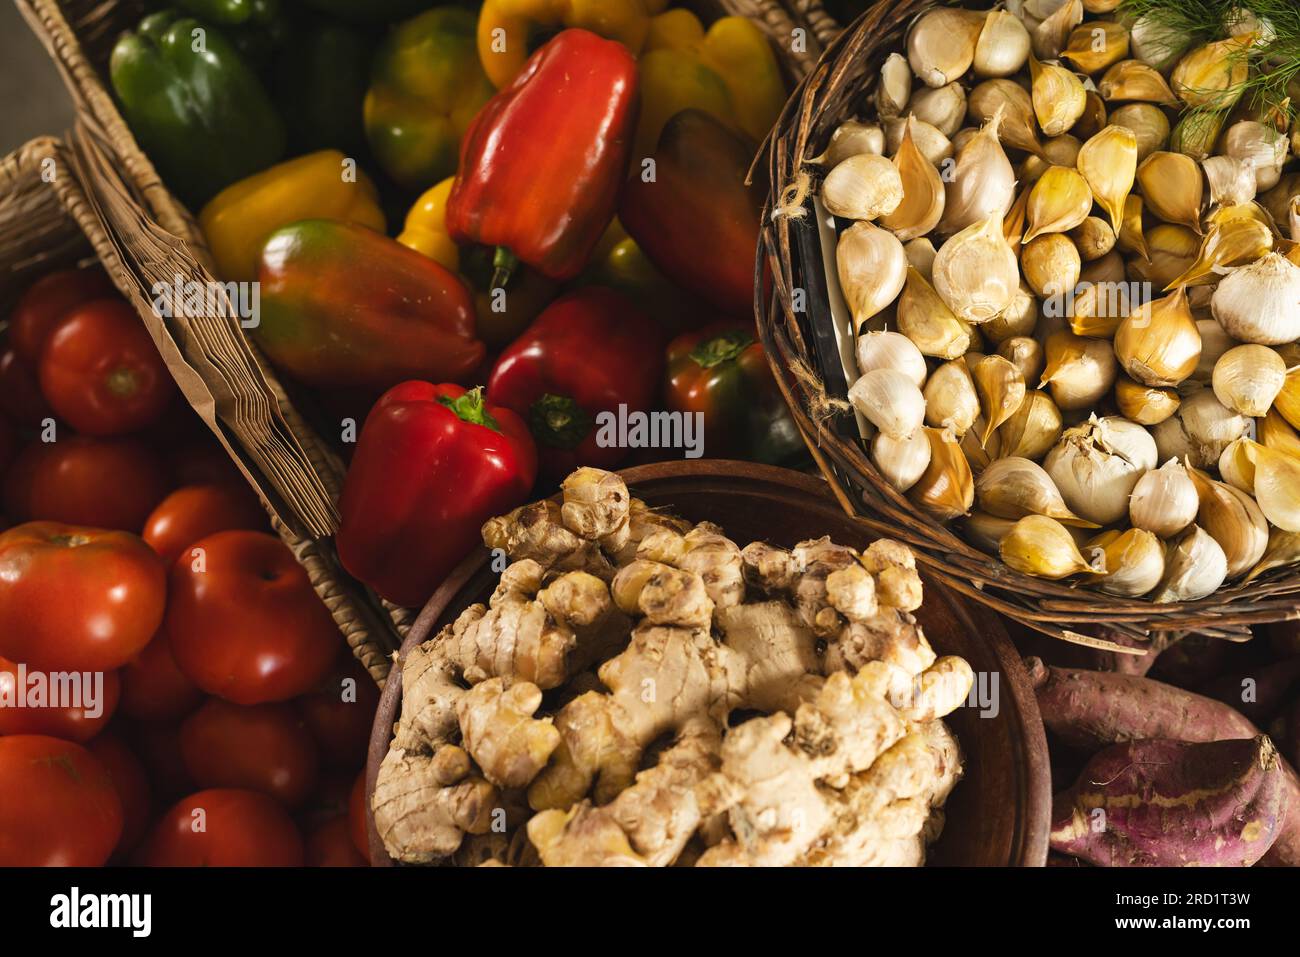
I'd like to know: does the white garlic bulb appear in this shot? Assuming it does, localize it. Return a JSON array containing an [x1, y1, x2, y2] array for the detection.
[[1152, 388, 1251, 468], [1044, 415, 1157, 526], [849, 368, 926, 439], [1129, 458, 1199, 538], [909, 82, 968, 137], [931, 216, 1020, 322], [1211, 252, 1300, 345], [1222, 121, 1289, 192], [822, 153, 905, 220], [1211, 344, 1286, 417], [871, 428, 932, 492], [856, 330, 928, 388]]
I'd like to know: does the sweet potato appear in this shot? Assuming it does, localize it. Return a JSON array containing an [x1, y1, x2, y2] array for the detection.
[[1199, 657, 1300, 727], [1050, 736, 1286, 867], [1026, 658, 1300, 866], [1149, 633, 1234, 689]]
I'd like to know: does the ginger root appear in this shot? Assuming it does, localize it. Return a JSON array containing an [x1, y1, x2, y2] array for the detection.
[[375, 468, 972, 867]]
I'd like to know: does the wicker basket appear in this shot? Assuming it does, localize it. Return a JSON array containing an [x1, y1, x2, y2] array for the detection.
[[0, 135, 399, 684], [758, 0, 1300, 651]]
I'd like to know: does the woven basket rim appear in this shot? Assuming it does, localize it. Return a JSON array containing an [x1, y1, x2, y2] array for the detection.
[[756, 0, 1300, 648]]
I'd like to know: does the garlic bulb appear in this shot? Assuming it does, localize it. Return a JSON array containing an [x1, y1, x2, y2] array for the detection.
[[998, 390, 1063, 460], [1022, 233, 1081, 299], [1152, 388, 1250, 469], [1029, 56, 1087, 136], [1187, 467, 1269, 579], [1000, 514, 1104, 579], [1136, 151, 1203, 232], [1222, 121, 1288, 192], [1108, 103, 1170, 162], [856, 330, 928, 388], [816, 120, 886, 167], [1211, 344, 1285, 417], [1202, 155, 1257, 208], [976, 456, 1094, 525], [932, 216, 1020, 323], [836, 221, 907, 330], [897, 266, 975, 359], [1077, 125, 1137, 233], [1253, 447, 1300, 532], [923, 360, 980, 434], [908, 426, 975, 519], [1113, 286, 1201, 387], [1210, 252, 1300, 345], [969, 79, 1046, 157], [1130, 458, 1199, 538], [1025, 165, 1094, 240], [1086, 528, 1165, 597], [1129, 223, 1197, 289], [1170, 208, 1274, 288], [871, 428, 931, 492], [910, 82, 967, 137], [879, 118, 947, 241], [938, 108, 1016, 235], [1114, 376, 1180, 426], [876, 53, 913, 119], [997, 336, 1045, 385], [1040, 330, 1118, 410], [849, 368, 925, 440], [822, 153, 904, 220], [1097, 59, 1178, 105], [971, 354, 1027, 447], [1151, 525, 1228, 603], [907, 7, 984, 88], [974, 8, 1031, 77], [1044, 415, 1157, 525], [1171, 37, 1251, 110]]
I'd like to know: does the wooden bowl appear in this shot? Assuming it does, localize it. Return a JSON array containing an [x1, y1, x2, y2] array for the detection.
[[366, 460, 1051, 866]]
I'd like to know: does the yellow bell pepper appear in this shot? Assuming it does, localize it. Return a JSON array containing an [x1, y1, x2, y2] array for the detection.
[[199, 150, 385, 282], [477, 0, 669, 89], [635, 12, 786, 158], [398, 177, 558, 348]]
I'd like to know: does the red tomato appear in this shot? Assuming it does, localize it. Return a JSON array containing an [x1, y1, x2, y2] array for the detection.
[[136, 788, 304, 866], [166, 530, 341, 704], [123, 720, 195, 803], [297, 772, 355, 830], [87, 731, 152, 859], [119, 628, 203, 723], [2, 436, 168, 531], [0, 415, 14, 475], [143, 483, 266, 565], [0, 347, 53, 427], [9, 267, 115, 364], [348, 770, 368, 859], [0, 654, 120, 741], [179, 698, 320, 807], [163, 438, 249, 490], [0, 522, 166, 672], [0, 734, 123, 866], [39, 300, 176, 436], [306, 816, 367, 866], [296, 653, 380, 771]]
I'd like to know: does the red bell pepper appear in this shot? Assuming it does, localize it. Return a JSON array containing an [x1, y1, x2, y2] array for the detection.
[[487, 287, 664, 477], [336, 383, 536, 607], [446, 29, 638, 283]]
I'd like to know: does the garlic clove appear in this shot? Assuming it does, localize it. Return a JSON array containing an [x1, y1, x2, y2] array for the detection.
[[969, 79, 1046, 157], [1130, 458, 1199, 538], [996, 336, 1046, 386], [1136, 151, 1204, 233], [1097, 59, 1178, 105], [1040, 330, 1118, 411], [961, 414, 998, 472], [1218, 437, 1261, 495], [972, 354, 1027, 448], [1170, 109, 1226, 162], [1022, 233, 1081, 300], [815, 120, 886, 167], [1129, 12, 1191, 71], [1222, 120, 1289, 193], [1068, 278, 1129, 338], [856, 329, 928, 388], [976, 456, 1096, 526], [1211, 344, 1286, 417], [1261, 408, 1300, 459], [879, 118, 947, 242], [836, 220, 908, 331], [1210, 251, 1300, 345], [1073, 90, 1109, 140], [1062, 20, 1130, 75], [923, 359, 980, 435], [1115, 376, 1180, 426], [1029, 56, 1087, 137], [1243, 527, 1300, 583], [1192, 318, 1233, 383], [1003, 186, 1032, 248], [822, 153, 905, 221], [1077, 125, 1137, 235], [1070, 216, 1116, 262], [1203, 155, 1258, 209], [1116, 193, 1149, 260], [876, 52, 913, 120], [1128, 223, 1198, 289], [997, 389, 1063, 461], [1151, 524, 1228, 603], [1000, 514, 1103, 579], [907, 7, 984, 88], [1171, 36, 1253, 111], [1031, 0, 1084, 60], [1187, 466, 1269, 579], [1108, 103, 1170, 162], [974, 8, 1032, 78], [871, 427, 932, 493], [1114, 286, 1202, 388], [897, 266, 975, 359], [883, 116, 954, 166], [907, 426, 975, 520], [1254, 447, 1300, 532], [1152, 388, 1250, 469], [965, 510, 1019, 552], [938, 107, 1017, 236], [1085, 527, 1165, 596], [903, 237, 937, 281], [1024, 165, 1094, 241], [1043, 414, 1156, 526], [849, 367, 926, 440], [1166, 215, 1274, 289], [932, 216, 1021, 323], [909, 82, 968, 137]]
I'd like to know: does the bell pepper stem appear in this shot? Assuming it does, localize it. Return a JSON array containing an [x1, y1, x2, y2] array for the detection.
[[490, 246, 519, 291], [438, 386, 501, 432], [528, 393, 591, 449], [689, 329, 755, 369]]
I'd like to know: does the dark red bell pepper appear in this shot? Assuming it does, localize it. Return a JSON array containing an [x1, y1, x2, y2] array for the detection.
[[336, 383, 536, 607], [487, 287, 664, 477], [446, 29, 638, 283]]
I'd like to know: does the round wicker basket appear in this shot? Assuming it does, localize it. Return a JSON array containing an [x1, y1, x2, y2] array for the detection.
[[757, 0, 1300, 651]]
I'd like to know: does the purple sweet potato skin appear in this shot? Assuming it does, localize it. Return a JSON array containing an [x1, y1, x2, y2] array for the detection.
[[1027, 658, 1300, 866], [1050, 736, 1285, 867]]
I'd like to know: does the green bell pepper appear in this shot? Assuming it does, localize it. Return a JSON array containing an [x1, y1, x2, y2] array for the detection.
[[172, 0, 280, 26], [109, 11, 286, 207], [364, 6, 494, 192], [274, 17, 376, 155]]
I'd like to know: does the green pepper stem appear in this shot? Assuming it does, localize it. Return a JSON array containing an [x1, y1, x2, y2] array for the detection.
[[528, 393, 591, 450], [689, 329, 755, 369], [490, 247, 519, 291], [438, 386, 501, 432]]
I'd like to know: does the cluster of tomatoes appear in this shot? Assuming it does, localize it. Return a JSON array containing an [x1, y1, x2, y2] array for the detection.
[[0, 267, 376, 866]]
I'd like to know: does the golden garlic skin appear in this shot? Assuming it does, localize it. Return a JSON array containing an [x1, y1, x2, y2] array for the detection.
[[971, 354, 1026, 448], [969, 79, 1045, 157], [1025, 166, 1094, 242], [1086, 528, 1165, 597], [1062, 21, 1129, 75], [1098, 59, 1178, 105], [1000, 514, 1102, 579], [1114, 376, 1180, 426], [1171, 36, 1252, 111], [998, 390, 1063, 461], [1253, 447, 1300, 533], [908, 426, 975, 520], [1187, 467, 1269, 580], [1040, 330, 1118, 411], [1022, 233, 1081, 299], [1108, 103, 1170, 162], [1077, 124, 1137, 234], [1136, 151, 1204, 233], [879, 118, 948, 242], [1113, 286, 1202, 388], [1029, 56, 1087, 137], [897, 266, 975, 360], [975, 456, 1095, 526]]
